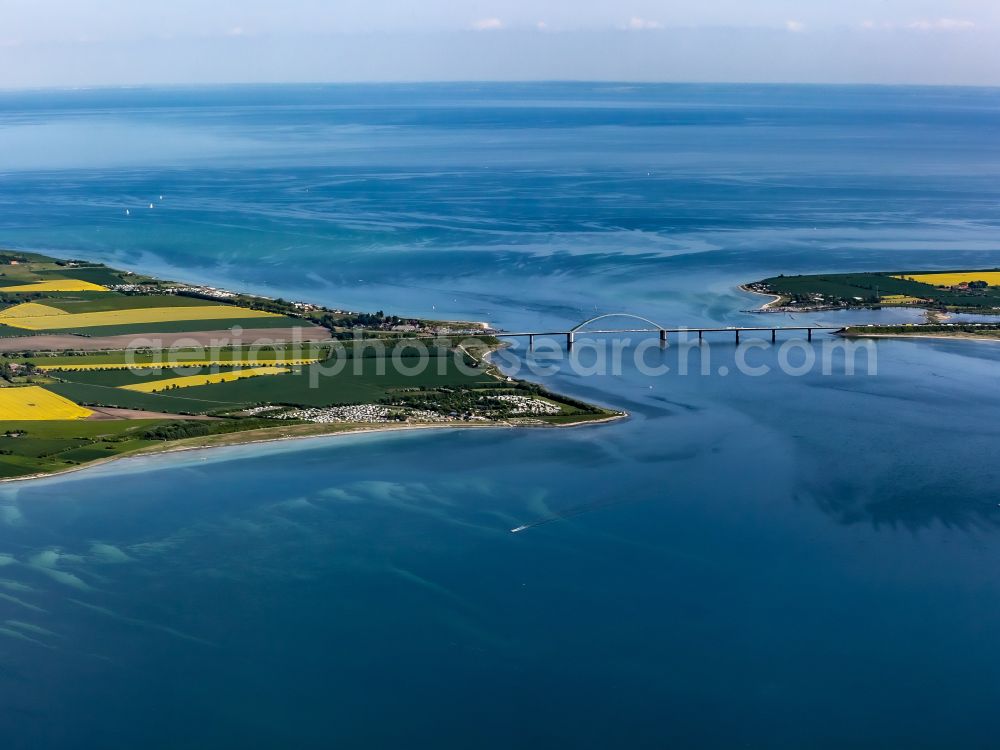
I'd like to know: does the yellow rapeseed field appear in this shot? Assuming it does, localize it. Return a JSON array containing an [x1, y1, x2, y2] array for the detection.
[[894, 272, 1000, 286], [36, 358, 321, 372], [0, 279, 108, 293], [0, 386, 94, 420], [0, 302, 67, 320], [0, 303, 281, 331], [120, 366, 291, 393]]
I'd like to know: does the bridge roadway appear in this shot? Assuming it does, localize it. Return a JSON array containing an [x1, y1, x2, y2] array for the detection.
[[496, 326, 844, 347]]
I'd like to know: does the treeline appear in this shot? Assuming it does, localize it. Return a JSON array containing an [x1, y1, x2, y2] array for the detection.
[[386, 384, 604, 418], [0, 292, 46, 304], [319, 310, 413, 331], [517, 382, 606, 414]]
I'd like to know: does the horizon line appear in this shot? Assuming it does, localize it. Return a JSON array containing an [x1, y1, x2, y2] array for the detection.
[[3, 79, 1000, 95]]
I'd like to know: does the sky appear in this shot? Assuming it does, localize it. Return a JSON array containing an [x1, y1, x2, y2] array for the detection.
[[1, 0, 999, 88]]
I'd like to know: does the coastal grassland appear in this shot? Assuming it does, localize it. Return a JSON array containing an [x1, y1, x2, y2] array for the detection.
[[0, 386, 94, 420], [0, 418, 168, 479], [121, 366, 291, 393]]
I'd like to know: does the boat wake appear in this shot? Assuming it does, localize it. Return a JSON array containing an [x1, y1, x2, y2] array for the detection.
[[510, 494, 648, 533]]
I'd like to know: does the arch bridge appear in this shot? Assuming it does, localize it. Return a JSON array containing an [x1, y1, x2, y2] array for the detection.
[[498, 313, 842, 349]]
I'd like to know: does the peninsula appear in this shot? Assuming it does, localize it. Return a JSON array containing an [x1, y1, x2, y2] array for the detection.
[[744, 268, 1000, 341], [744, 269, 1000, 314], [0, 250, 619, 481]]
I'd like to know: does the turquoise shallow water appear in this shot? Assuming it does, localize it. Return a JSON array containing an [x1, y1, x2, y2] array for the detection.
[[2, 83, 1000, 748]]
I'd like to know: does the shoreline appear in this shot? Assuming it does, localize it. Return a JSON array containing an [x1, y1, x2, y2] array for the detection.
[[839, 332, 1000, 344], [0, 411, 628, 485], [738, 284, 785, 310]]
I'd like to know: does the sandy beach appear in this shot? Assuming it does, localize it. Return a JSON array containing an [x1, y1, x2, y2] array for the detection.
[[0, 410, 627, 485]]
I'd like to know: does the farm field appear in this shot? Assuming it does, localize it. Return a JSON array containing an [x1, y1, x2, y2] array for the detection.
[[42, 295, 217, 313], [175, 355, 497, 406], [0, 386, 94, 420], [44, 381, 241, 413], [36, 316, 309, 337], [35, 357, 323, 371], [121, 366, 291, 392], [24, 341, 459, 370], [0, 302, 283, 331], [0, 419, 166, 479], [49, 365, 246, 387], [894, 271, 1000, 286], [0, 327, 331, 353], [0, 279, 108, 293]]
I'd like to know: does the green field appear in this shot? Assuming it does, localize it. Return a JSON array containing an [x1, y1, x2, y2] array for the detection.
[[20, 343, 334, 367], [35, 266, 129, 285], [0, 419, 166, 478], [44, 381, 240, 413], [51, 365, 244, 388], [39, 315, 309, 337], [43, 294, 217, 313], [0, 263, 126, 288], [167, 356, 497, 407]]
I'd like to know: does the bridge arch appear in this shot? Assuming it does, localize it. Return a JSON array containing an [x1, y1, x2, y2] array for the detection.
[[570, 313, 665, 332]]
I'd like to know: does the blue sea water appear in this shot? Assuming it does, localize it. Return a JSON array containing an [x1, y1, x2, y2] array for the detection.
[[2, 83, 1000, 748]]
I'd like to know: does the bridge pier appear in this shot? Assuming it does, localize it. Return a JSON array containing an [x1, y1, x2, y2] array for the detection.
[[528, 334, 534, 351], [698, 330, 703, 342], [808, 328, 812, 342], [771, 329, 776, 343], [659, 329, 667, 347], [567, 331, 575, 350], [735, 330, 740, 345]]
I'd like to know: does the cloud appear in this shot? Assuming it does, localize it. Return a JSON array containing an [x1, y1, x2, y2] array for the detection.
[[863, 18, 977, 32], [471, 18, 503, 31], [625, 17, 663, 31], [785, 20, 805, 33], [908, 18, 975, 31]]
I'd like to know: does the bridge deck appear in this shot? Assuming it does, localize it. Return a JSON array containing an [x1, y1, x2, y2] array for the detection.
[[497, 326, 842, 337]]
